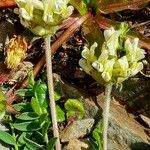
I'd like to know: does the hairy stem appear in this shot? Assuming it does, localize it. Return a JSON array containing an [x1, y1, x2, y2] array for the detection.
[[45, 36, 61, 150], [103, 83, 113, 150]]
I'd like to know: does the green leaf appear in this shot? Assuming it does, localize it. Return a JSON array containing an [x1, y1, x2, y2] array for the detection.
[[65, 99, 85, 119], [83, 0, 98, 13], [0, 91, 6, 112], [15, 89, 33, 97], [41, 121, 50, 142], [90, 121, 103, 150], [39, 113, 50, 124], [17, 112, 39, 121], [27, 71, 35, 88], [0, 111, 5, 120], [0, 101, 6, 112], [89, 138, 99, 150], [24, 137, 45, 150], [34, 82, 48, 108], [54, 91, 61, 101], [70, 0, 87, 15], [13, 102, 32, 113], [0, 131, 16, 146], [56, 105, 65, 122], [31, 97, 42, 115], [13, 120, 41, 131], [18, 132, 32, 146], [47, 138, 57, 150], [0, 91, 5, 101], [24, 146, 30, 150], [33, 131, 44, 143]]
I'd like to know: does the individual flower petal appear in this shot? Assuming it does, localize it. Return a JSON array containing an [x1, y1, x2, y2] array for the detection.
[[117, 56, 129, 76], [102, 72, 111, 82], [81, 43, 97, 62], [104, 31, 120, 56], [79, 59, 92, 74], [32, 0, 43, 10], [130, 62, 143, 76], [97, 49, 108, 65], [102, 58, 115, 81], [19, 8, 32, 20], [92, 61, 103, 72], [132, 38, 139, 51], [104, 27, 115, 41], [136, 48, 146, 61]]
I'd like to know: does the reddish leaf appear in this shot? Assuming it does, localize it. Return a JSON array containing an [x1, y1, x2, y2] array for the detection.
[[0, 0, 16, 8], [99, 0, 150, 14], [0, 63, 10, 84], [82, 19, 104, 56]]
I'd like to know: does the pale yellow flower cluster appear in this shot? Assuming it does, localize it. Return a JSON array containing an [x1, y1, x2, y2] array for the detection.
[[79, 24, 145, 86], [16, 0, 74, 36]]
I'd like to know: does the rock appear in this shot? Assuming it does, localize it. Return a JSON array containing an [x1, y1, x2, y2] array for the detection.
[[97, 93, 150, 150], [63, 139, 88, 150], [60, 119, 94, 142], [139, 115, 150, 128], [112, 78, 150, 117]]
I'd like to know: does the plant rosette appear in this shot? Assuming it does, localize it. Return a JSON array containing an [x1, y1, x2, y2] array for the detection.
[[16, 0, 74, 36], [79, 23, 146, 87]]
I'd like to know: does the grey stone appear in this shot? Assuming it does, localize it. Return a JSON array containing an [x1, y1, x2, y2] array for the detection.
[[139, 115, 150, 128], [60, 119, 94, 142], [53, 75, 150, 149]]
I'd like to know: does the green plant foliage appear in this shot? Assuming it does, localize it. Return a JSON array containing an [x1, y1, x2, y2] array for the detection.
[[0, 91, 6, 112], [47, 138, 57, 150], [56, 105, 65, 122], [64, 99, 85, 119], [54, 91, 62, 101], [31, 97, 43, 115], [16, 112, 39, 121], [17, 132, 32, 146], [13, 102, 32, 113], [83, 0, 98, 12], [70, 0, 87, 15], [89, 121, 103, 150], [13, 120, 41, 131], [41, 121, 50, 142], [0, 130, 16, 146], [28, 70, 35, 88], [24, 137, 45, 150]]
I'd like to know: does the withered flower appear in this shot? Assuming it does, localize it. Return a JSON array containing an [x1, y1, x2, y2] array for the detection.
[[5, 35, 27, 69]]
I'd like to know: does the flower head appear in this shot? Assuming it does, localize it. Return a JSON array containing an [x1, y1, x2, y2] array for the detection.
[[5, 35, 27, 69], [79, 23, 145, 86], [16, 0, 74, 36]]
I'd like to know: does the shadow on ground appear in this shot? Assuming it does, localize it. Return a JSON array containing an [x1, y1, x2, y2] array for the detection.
[[131, 142, 150, 150]]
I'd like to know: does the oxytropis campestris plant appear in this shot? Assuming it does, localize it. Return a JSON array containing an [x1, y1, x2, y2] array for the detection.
[[16, 0, 74, 150], [79, 23, 145, 150]]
